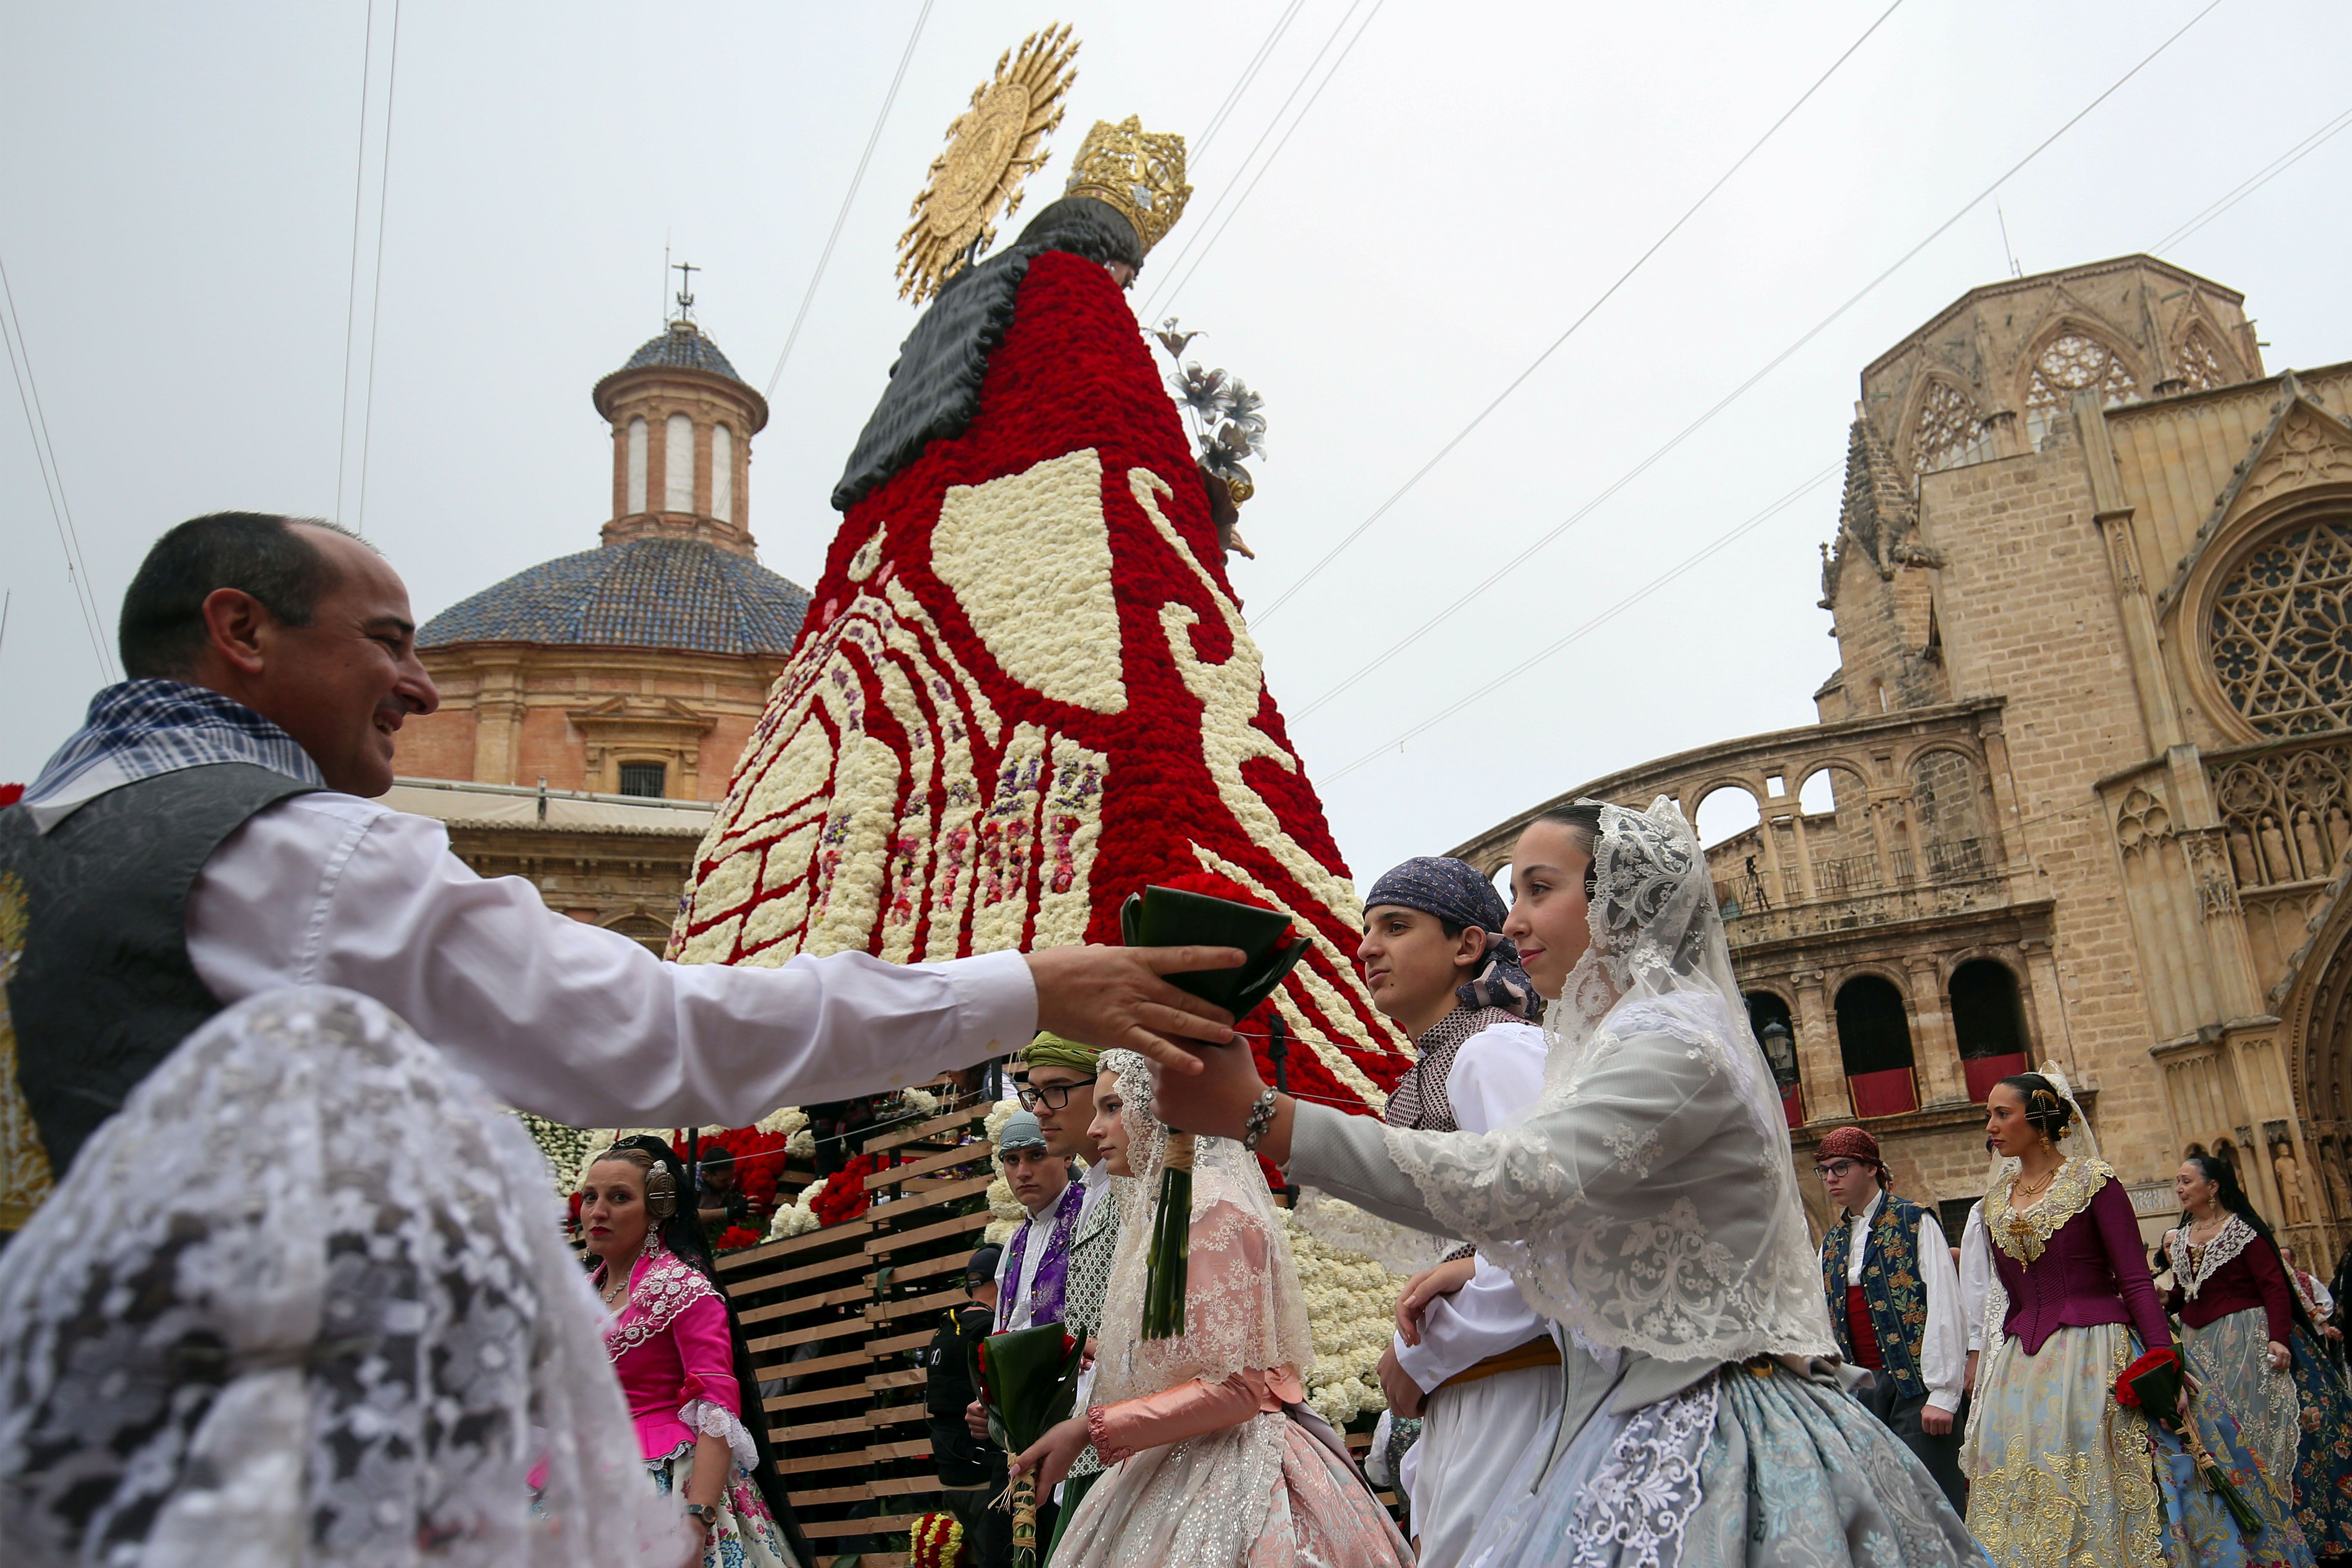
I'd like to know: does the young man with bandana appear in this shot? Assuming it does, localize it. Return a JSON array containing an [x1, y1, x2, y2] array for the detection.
[[1356, 856, 1553, 1567], [1816, 1124, 1970, 1512]]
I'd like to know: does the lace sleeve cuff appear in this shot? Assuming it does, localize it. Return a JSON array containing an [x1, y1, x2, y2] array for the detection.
[[1086, 1403, 1129, 1466], [678, 1399, 757, 1474]]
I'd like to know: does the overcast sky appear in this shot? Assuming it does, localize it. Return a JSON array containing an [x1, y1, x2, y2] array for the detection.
[[5, 1, 2348, 879]]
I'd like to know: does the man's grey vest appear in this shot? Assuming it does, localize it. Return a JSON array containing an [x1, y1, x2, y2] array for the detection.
[[0, 762, 318, 1182]]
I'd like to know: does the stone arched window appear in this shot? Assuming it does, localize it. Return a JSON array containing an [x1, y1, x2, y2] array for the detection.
[[2024, 330, 2139, 445], [2177, 323, 2232, 392], [2209, 516, 2352, 737], [1835, 973, 1918, 1117], [626, 417, 648, 514], [1950, 958, 2029, 1102], [712, 423, 735, 523], [665, 413, 696, 513], [1911, 378, 1986, 475]]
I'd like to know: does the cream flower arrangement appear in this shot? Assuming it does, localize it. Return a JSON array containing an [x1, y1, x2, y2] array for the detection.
[[982, 1098, 1027, 1243], [1277, 1208, 1408, 1426], [766, 1187, 821, 1242]]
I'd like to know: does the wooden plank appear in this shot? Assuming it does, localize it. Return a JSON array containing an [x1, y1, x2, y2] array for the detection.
[[866, 1172, 995, 1220], [757, 1315, 870, 1352], [761, 1381, 868, 1414], [800, 1515, 920, 1538], [748, 1341, 868, 1370], [866, 1328, 933, 1356], [866, 1207, 992, 1253], [773, 1413, 871, 1442], [863, 1107, 987, 1154], [728, 1248, 877, 1298], [866, 1474, 943, 1499], [776, 1438, 933, 1476], [868, 1287, 966, 1324], [792, 1483, 874, 1506], [867, 1402, 928, 1428], [739, 1281, 870, 1327], [866, 1368, 926, 1390], [864, 1140, 993, 1188], [718, 1218, 872, 1275], [886, 1251, 977, 1287]]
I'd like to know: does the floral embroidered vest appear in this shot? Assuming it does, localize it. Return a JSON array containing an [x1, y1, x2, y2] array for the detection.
[[1821, 1192, 1932, 1400]]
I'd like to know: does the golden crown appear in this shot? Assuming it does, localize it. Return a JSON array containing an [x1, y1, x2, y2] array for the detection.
[[1062, 116, 1192, 256]]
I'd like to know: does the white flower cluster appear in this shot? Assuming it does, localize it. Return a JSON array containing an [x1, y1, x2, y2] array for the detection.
[[757, 1105, 816, 1158], [900, 1086, 941, 1117], [765, 1188, 820, 1242], [1277, 1208, 1408, 1427]]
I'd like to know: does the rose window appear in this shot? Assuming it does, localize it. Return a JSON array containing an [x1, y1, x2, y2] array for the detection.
[[2177, 326, 2231, 392], [2210, 519, 2352, 735], [1911, 379, 1985, 475], [2025, 332, 2138, 443]]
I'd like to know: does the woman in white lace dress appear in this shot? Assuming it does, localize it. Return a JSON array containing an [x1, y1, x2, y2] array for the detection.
[[1012, 1049, 1412, 1568], [0, 987, 683, 1568], [1160, 799, 1988, 1568]]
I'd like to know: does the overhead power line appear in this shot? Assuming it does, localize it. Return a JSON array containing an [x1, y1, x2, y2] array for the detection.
[[764, 0, 934, 402], [334, 0, 376, 524], [1192, 0, 1308, 160], [0, 248, 114, 682], [354, 0, 402, 537], [1325, 463, 1841, 783], [1289, 0, 2222, 738], [1254, 0, 1910, 624], [2150, 101, 2352, 254], [1137, 0, 1383, 323]]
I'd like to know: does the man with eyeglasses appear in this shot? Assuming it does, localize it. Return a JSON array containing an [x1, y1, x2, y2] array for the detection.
[[1815, 1125, 1969, 1511]]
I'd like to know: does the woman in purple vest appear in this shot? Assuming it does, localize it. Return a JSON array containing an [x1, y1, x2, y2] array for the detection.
[[1961, 1071, 2312, 1567], [2160, 1153, 2352, 1558]]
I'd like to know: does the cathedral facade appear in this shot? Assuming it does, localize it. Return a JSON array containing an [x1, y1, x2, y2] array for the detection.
[[390, 311, 811, 944], [1457, 255, 2352, 1258]]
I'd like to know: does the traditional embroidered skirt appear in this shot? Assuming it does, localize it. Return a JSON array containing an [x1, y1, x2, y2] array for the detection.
[[2285, 1325, 2352, 1557], [1462, 1356, 1982, 1568], [652, 1443, 799, 1568], [1052, 1410, 1410, 1568], [1963, 1321, 2311, 1568], [2182, 1307, 2303, 1487]]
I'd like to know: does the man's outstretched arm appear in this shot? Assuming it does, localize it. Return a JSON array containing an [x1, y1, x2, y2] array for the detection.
[[189, 794, 1236, 1127]]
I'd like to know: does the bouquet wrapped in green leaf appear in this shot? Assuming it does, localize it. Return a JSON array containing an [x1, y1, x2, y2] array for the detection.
[[972, 1322, 1087, 1567], [1119, 881, 1305, 1340], [2116, 1346, 2264, 1537]]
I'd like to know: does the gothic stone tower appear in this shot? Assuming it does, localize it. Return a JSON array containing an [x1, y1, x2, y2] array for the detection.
[[1459, 256, 2352, 1259]]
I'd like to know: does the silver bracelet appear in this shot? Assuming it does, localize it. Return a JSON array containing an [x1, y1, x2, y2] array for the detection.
[[1241, 1088, 1281, 1153]]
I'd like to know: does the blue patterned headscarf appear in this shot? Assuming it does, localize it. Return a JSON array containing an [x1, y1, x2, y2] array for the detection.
[[1362, 856, 1543, 1021]]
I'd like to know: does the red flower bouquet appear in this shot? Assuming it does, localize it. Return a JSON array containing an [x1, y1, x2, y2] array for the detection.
[[808, 1152, 895, 1228], [2117, 1345, 2263, 1535]]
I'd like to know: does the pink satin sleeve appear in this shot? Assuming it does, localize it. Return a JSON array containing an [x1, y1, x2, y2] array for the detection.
[[669, 1293, 741, 1417], [1087, 1368, 1281, 1465]]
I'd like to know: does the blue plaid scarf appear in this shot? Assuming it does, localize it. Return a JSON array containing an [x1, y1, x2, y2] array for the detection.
[[20, 679, 324, 832]]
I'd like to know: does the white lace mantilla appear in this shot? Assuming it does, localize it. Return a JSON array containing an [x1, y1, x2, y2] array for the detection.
[[602, 1238, 720, 1357], [1567, 1373, 1720, 1568], [0, 987, 680, 1568], [2171, 1213, 2259, 1301], [1377, 800, 1833, 1366]]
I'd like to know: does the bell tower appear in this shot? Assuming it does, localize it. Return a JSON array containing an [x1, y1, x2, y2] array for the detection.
[[590, 276, 770, 557]]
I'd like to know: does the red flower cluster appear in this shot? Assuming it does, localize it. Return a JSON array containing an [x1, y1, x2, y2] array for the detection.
[[677, 250, 1411, 1115], [808, 1152, 896, 1228], [2114, 1345, 2180, 1406], [908, 1511, 963, 1568], [699, 1125, 792, 1210], [711, 1225, 764, 1254]]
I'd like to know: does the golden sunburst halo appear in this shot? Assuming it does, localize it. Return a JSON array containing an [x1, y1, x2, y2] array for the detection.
[[895, 24, 1079, 303]]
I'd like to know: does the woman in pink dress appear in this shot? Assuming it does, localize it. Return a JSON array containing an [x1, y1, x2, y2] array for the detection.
[[579, 1136, 807, 1568], [1013, 1050, 1412, 1568]]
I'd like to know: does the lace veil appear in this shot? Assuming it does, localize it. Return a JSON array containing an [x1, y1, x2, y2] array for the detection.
[[1088, 1049, 1316, 1408], [0, 987, 679, 1568], [1385, 797, 1835, 1363]]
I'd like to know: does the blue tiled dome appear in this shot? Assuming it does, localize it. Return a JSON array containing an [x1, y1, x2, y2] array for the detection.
[[419, 537, 808, 655], [619, 320, 744, 383]]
